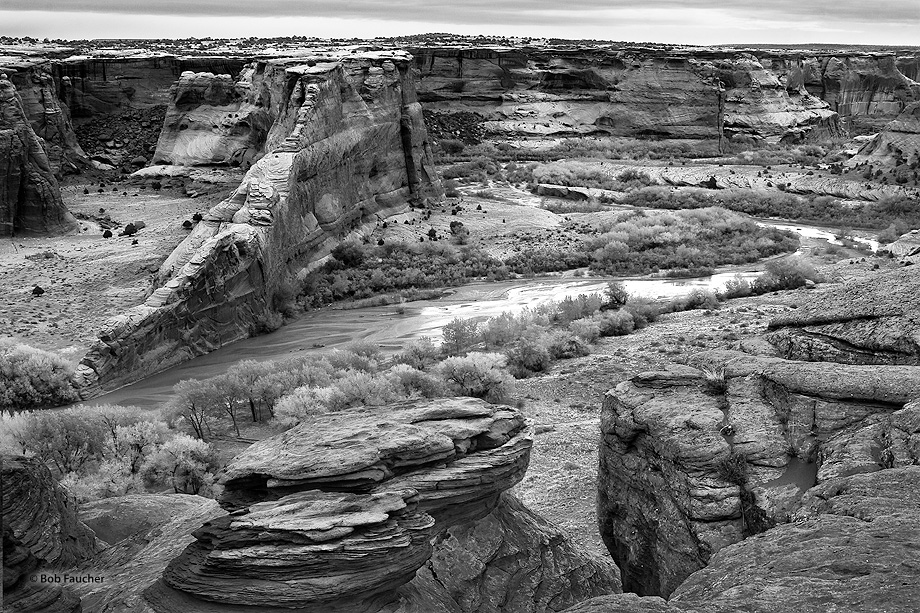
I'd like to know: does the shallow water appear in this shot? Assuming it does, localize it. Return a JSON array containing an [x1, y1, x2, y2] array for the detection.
[[84, 272, 760, 409]]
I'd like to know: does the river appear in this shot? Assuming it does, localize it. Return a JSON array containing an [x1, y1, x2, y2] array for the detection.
[[85, 271, 762, 409]]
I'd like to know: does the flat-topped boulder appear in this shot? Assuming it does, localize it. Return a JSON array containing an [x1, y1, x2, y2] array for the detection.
[[221, 397, 533, 527], [161, 489, 435, 611], [766, 267, 920, 364]]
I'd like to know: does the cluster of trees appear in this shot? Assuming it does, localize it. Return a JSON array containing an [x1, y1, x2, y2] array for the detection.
[[621, 187, 920, 231], [0, 340, 77, 411], [0, 405, 221, 501], [582, 208, 799, 276]]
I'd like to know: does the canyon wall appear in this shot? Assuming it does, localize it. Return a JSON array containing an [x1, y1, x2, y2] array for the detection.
[[411, 47, 920, 141], [73, 51, 442, 397], [0, 75, 79, 237]]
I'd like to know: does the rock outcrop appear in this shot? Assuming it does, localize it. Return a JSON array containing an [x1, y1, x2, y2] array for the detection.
[[766, 267, 920, 364], [64, 398, 617, 612], [0, 74, 79, 237], [2, 455, 101, 613], [73, 51, 442, 397], [411, 47, 840, 142], [571, 468, 920, 613], [1, 62, 88, 174], [597, 349, 920, 597], [848, 100, 920, 168], [152, 69, 274, 168], [884, 228, 920, 257]]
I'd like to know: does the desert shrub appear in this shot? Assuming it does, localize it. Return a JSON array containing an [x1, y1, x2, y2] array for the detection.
[[273, 386, 349, 426], [878, 219, 909, 244], [504, 335, 553, 378], [604, 282, 630, 309], [717, 450, 749, 485], [442, 317, 481, 356], [141, 434, 221, 495], [0, 340, 77, 411], [545, 331, 591, 359], [388, 364, 448, 398], [624, 298, 661, 329], [753, 258, 820, 292], [702, 366, 728, 394], [332, 371, 400, 408], [437, 352, 514, 403], [719, 274, 753, 299], [569, 317, 601, 343], [440, 139, 466, 155], [342, 340, 382, 361], [595, 309, 636, 337], [666, 288, 721, 313], [555, 293, 604, 325], [395, 337, 441, 370], [481, 311, 532, 347], [326, 348, 378, 372], [331, 240, 366, 267]]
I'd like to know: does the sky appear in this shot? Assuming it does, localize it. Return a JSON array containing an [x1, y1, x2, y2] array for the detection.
[[1, 0, 918, 46]]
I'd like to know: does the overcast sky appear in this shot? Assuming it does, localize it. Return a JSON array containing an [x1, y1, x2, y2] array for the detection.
[[2, 0, 917, 45]]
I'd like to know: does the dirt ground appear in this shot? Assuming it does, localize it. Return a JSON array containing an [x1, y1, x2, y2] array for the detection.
[[0, 178, 218, 360]]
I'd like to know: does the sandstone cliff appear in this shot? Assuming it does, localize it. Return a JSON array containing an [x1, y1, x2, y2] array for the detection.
[[2, 455, 102, 613], [411, 47, 841, 142], [848, 100, 920, 168], [65, 398, 618, 612], [597, 349, 920, 597], [73, 51, 442, 397], [0, 74, 79, 237]]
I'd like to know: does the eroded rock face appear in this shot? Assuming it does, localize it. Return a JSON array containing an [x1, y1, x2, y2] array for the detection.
[[766, 267, 920, 364], [152, 69, 274, 167], [848, 100, 920, 168], [0, 75, 79, 237], [2, 455, 101, 613], [411, 47, 840, 142], [73, 52, 441, 397], [597, 349, 920, 597], [416, 492, 620, 613]]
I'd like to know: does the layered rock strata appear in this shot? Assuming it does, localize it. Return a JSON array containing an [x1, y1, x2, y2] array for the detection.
[[766, 267, 920, 364], [411, 47, 841, 142], [73, 52, 441, 397], [597, 349, 920, 597], [70, 397, 617, 612], [0, 74, 79, 237], [2, 455, 101, 613]]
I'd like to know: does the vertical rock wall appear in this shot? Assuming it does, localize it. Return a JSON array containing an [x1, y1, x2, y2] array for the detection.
[[0, 75, 79, 237], [73, 52, 441, 397]]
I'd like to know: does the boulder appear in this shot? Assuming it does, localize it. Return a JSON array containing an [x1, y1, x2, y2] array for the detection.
[[766, 267, 920, 364], [2, 455, 101, 613], [0, 75, 79, 237]]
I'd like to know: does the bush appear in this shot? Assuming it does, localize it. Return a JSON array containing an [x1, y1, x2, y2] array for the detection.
[[504, 335, 553, 377], [624, 298, 661, 329], [141, 434, 220, 495], [395, 337, 441, 370], [545, 331, 590, 359], [569, 317, 601, 343], [0, 340, 77, 411], [719, 274, 753, 299], [717, 450, 749, 485], [274, 386, 349, 426], [595, 310, 636, 336], [753, 258, 820, 292], [388, 364, 448, 398], [437, 352, 515, 403], [442, 317, 481, 356]]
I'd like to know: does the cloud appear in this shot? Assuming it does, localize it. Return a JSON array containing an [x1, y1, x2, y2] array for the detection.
[[2, 0, 917, 27]]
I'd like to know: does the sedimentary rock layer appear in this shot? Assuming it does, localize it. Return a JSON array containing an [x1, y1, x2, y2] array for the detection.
[[0, 75, 79, 237], [2, 455, 101, 613], [848, 100, 920, 168], [73, 52, 441, 397], [766, 266, 920, 364], [410, 47, 843, 142], [220, 397, 533, 524], [597, 349, 920, 597]]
